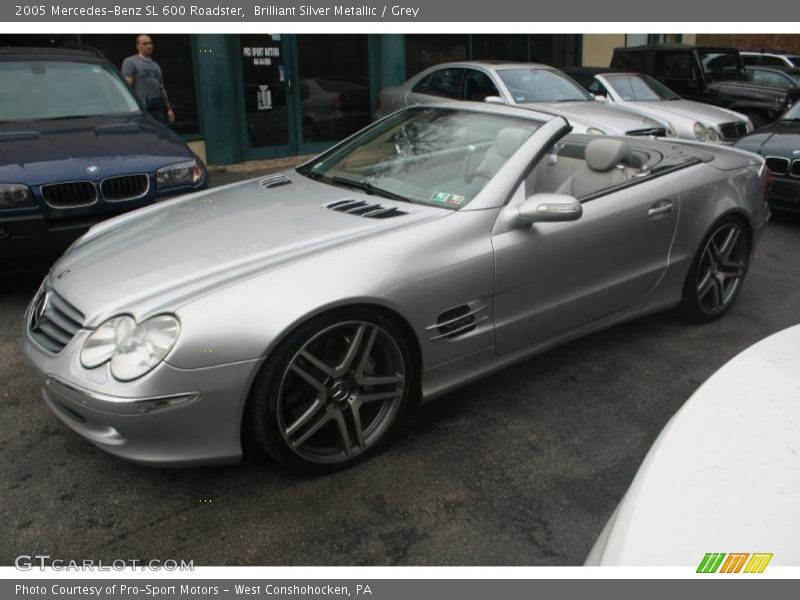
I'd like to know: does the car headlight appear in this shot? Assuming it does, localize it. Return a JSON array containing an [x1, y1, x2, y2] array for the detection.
[[80, 316, 136, 368], [693, 122, 708, 142], [81, 314, 180, 381], [0, 183, 35, 208], [707, 128, 719, 142], [156, 160, 202, 189], [586, 127, 606, 135]]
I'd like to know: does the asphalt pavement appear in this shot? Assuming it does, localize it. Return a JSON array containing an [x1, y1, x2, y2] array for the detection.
[[2, 176, 799, 565]]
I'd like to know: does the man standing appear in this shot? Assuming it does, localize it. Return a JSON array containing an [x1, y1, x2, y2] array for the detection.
[[121, 34, 175, 124]]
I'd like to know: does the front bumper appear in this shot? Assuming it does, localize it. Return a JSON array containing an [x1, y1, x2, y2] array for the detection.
[[22, 313, 263, 467], [768, 176, 800, 212]]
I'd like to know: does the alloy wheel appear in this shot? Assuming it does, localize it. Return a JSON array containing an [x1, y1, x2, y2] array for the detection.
[[695, 222, 748, 316], [276, 321, 406, 464]]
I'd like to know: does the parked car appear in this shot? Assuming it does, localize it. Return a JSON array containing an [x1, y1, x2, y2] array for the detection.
[[565, 67, 753, 143], [22, 103, 769, 473], [741, 50, 800, 71], [375, 61, 670, 136], [611, 44, 800, 128], [746, 66, 800, 89], [734, 101, 800, 212], [0, 47, 207, 273], [586, 324, 800, 566]]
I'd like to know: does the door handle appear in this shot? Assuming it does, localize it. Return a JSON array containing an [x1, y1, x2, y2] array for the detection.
[[648, 200, 674, 218]]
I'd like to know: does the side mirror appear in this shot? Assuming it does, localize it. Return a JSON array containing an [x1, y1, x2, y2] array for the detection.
[[518, 193, 583, 223], [594, 94, 609, 102], [484, 95, 507, 105]]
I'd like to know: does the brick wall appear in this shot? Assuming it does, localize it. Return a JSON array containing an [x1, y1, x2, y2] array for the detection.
[[695, 34, 800, 54]]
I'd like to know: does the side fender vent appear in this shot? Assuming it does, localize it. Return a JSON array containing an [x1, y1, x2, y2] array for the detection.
[[260, 174, 293, 188], [325, 199, 407, 219], [427, 302, 489, 340]]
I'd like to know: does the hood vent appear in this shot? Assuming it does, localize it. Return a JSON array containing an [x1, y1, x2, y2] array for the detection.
[[427, 302, 488, 340], [260, 174, 293, 189], [325, 199, 407, 219]]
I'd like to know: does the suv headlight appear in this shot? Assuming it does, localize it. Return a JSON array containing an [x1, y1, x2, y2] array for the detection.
[[707, 128, 719, 142], [0, 184, 35, 208], [81, 314, 180, 381], [586, 127, 606, 135], [693, 122, 708, 142], [156, 159, 202, 189]]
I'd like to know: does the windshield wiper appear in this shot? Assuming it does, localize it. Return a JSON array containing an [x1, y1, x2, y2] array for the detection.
[[329, 176, 412, 203]]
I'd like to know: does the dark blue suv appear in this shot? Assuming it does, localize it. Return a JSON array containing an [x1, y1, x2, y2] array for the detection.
[[0, 47, 208, 273]]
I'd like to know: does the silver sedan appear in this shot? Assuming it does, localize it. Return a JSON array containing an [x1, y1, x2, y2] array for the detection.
[[566, 68, 753, 144], [22, 103, 770, 473], [376, 61, 670, 136]]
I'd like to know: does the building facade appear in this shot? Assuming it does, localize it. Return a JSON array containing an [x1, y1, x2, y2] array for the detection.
[[1, 33, 694, 165]]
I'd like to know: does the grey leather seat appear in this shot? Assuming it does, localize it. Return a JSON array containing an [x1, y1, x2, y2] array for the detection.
[[556, 138, 636, 198], [468, 127, 529, 182]]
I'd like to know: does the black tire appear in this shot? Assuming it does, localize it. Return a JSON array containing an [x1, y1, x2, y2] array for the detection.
[[243, 307, 416, 474], [680, 216, 750, 322]]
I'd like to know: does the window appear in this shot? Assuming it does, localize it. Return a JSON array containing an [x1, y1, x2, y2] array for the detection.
[[656, 52, 694, 80], [427, 68, 464, 99], [412, 73, 432, 94], [750, 69, 791, 88], [741, 55, 760, 66], [586, 78, 609, 97], [461, 69, 499, 101], [761, 56, 787, 67]]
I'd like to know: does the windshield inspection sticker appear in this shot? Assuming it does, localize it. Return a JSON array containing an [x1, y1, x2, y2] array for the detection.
[[430, 191, 466, 206]]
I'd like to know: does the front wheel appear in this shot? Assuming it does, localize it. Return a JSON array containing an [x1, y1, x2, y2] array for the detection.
[[243, 309, 415, 474], [680, 217, 750, 322]]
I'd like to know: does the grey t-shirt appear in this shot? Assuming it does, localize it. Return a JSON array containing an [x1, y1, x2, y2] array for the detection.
[[121, 54, 169, 108]]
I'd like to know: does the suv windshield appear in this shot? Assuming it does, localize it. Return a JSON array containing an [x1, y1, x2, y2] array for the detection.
[[0, 60, 141, 121], [698, 51, 748, 81], [605, 74, 680, 101], [299, 107, 542, 209], [497, 68, 592, 103]]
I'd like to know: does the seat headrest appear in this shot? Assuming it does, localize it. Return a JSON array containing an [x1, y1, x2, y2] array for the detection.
[[496, 128, 529, 158], [585, 138, 633, 172]]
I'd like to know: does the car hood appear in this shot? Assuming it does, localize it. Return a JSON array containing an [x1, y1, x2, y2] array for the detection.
[[50, 172, 446, 325], [519, 101, 664, 133], [0, 114, 193, 183], [733, 119, 800, 154], [586, 324, 800, 566], [623, 99, 747, 125]]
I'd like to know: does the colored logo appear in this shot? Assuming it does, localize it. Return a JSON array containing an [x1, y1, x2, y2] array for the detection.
[[697, 552, 773, 573]]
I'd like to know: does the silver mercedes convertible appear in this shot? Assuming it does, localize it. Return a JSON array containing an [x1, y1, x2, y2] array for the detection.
[[22, 103, 770, 473]]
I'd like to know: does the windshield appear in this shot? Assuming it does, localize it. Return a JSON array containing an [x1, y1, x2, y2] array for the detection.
[[496, 68, 592, 103], [698, 51, 748, 81], [605, 74, 680, 101], [299, 107, 542, 209], [0, 60, 141, 121]]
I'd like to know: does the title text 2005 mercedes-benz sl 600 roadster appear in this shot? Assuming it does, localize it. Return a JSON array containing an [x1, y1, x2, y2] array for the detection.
[[22, 103, 770, 473]]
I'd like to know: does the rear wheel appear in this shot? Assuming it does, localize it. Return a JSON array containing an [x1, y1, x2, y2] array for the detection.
[[681, 217, 750, 322], [243, 308, 414, 473]]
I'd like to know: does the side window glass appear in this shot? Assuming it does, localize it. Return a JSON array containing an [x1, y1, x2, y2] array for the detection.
[[762, 56, 785, 67], [462, 69, 499, 101], [412, 73, 433, 94], [587, 79, 608, 97], [741, 55, 759, 66], [752, 70, 789, 88], [656, 53, 694, 80], [427, 68, 464, 99]]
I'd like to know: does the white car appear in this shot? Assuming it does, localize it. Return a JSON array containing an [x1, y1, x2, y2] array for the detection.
[[566, 68, 753, 144], [376, 61, 671, 137], [586, 324, 800, 566]]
